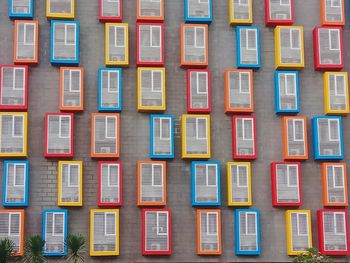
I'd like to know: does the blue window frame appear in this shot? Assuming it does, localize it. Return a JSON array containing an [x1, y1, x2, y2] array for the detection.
[[98, 68, 123, 112], [42, 209, 68, 256], [50, 20, 80, 65], [9, 0, 34, 19], [236, 26, 261, 69], [274, 71, 300, 114], [191, 161, 220, 206], [312, 116, 344, 160], [184, 0, 213, 24], [2, 160, 29, 207], [150, 114, 175, 159], [235, 208, 261, 256]]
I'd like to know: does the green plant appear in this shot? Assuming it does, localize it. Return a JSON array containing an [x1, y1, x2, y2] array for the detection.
[[293, 248, 334, 263], [22, 235, 46, 263], [65, 234, 86, 263], [0, 238, 17, 263]]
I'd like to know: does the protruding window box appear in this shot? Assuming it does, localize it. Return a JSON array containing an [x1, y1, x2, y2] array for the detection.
[[236, 26, 261, 69], [136, 0, 164, 22], [98, 68, 122, 112], [105, 23, 129, 67], [229, 0, 253, 25], [46, 0, 75, 19], [320, 0, 345, 26], [232, 115, 257, 160], [227, 162, 252, 206], [14, 20, 38, 65], [265, 0, 294, 26], [9, 0, 34, 19], [99, 0, 122, 22], [184, 0, 213, 24], [57, 161, 82, 206], [150, 114, 174, 159], [187, 69, 211, 113], [60, 67, 84, 111], [274, 71, 299, 114], [0, 209, 24, 256], [324, 72, 349, 115], [98, 161, 122, 207]]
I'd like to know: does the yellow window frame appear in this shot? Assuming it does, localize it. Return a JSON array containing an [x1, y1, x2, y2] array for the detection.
[[90, 209, 120, 256], [58, 161, 83, 206], [137, 67, 166, 112], [105, 23, 129, 67], [181, 114, 211, 159], [0, 112, 27, 157], [229, 0, 253, 25], [46, 0, 75, 19], [324, 72, 349, 115], [227, 162, 252, 206], [274, 26, 305, 69], [286, 210, 313, 256]]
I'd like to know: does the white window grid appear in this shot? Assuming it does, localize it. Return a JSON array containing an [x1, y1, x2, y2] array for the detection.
[[51, 213, 64, 237], [195, 118, 207, 140], [64, 24, 76, 46], [104, 212, 116, 236], [158, 117, 171, 140], [156, 212, 168, 236], [243, 28, 257, 51], [107, 164, 119, 187], [243, 212, 257, 235], [107, 70, 119, 93], [12, 115, 24, 138], [65, 164, 80, 187], [194, 72, 208, 95], [8, 213, 21, 237], [151, 163, 163, 187], [66, 69, 81, 93], [113, 26, 126, 48], [292, 119, 304, 142], [58, 116, 71, 139], [206, 212, 218, 236], [280, 73, 296, 96], [295, 212, 309, 236], [105, 116, 117, 139], [19, 23, 35, 46], [150, 70, 163, 92], [238, 118, 254, 141], [328, 29, 340, 51], [235, 164, 249, 187], [11, 163, 25, 187], [149, 26, 161, 48], [328, 119, 340, 142], [239, 72, 250, 94], [330, 165, 344, 188], [289, 29, 301, 50], [286, 164, 298, 187]]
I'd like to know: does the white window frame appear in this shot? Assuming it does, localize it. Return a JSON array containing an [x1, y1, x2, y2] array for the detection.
[[239, 72, 250, 94], [11, 68, 25, 91], [292, 119, 304, 142], [330, 74, 345, 96], [102, 0, 120, 16], [280, 0, 291, 6], [333, 212, 345, 235], [280, 73, 296, 96], [107, 70, 119, 94], [51, 213, 64, 237], [159, 117, 171, 141], [19, 23, 35, 46], [64, 24, 76, 46], [205, 164, 217, 187], [105, 116, 117, 139], [238, 0, 249, 6], [58, 116, 71, 139], [151, 70, 163, 92], [194, 72, 208, 95], [289, 29, 301, 50], [296, 213, 309, 236], [8, 213, 21, 237], [151, 164, 163, 187], [328, 29, 340, 51], [236, 165, 248, 187], [331, 165, 344, 188], [66, 164, 80, 187], [286, 164, 298, 187], [12, 115, 24, 138], [194, 27, 205, 48], [239, 118, 254, 141], [104, 212, 116, 236], [149, 26, 161, 48], [243, 212, 257, 236], [243, 28, 257, 51], [330, 0, 341, 8], [107, 164, 119, 187], [328, 119, 340, 142], [206, 212, 218, 236], [12, 163, 25, 187], [156, 212, 168, 236], [67, 70, 81, 93], [113, 26, 126, 48], [195, 118, 207, 140]]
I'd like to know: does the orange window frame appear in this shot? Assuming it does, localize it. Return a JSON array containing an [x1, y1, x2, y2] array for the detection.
[[14, 20, 39, 64], [59, 67, 84, 111], [320, 0, 345, 26]]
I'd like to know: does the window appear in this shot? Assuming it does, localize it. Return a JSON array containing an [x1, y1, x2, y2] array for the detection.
[[330, 0, 341, 8], [245, 212, 257, 235], [66, 164, 79, 187], [151, 164, 163, 186], [12, 116, 23, 138], [194, 27, 205, 48], [196, 72, 208, 94], [280, 73, 296, 95], [159, 118, 170, 140], [332, 75, 345, 96], [104, 212, 116, 236], [290, 29, 300, 50], [12, 68, 25, 91], [206, 213, 218, 235], [150, 26, 161, 47], [328, 119, 340, 141], [19, 23, 35, 46], [239, 0, 249, 5], [239, 72, 250, 93], [244, 29, 257, 50], [156, 212, 168, 235], [292, 119, 304, 141], [12, 164, 25, 187], [237, 165, 248, 187], [329, 29, 340, 51], [69, 70, 81, 92], [332, 166, 344, 188], [105, 116, 116, 139], [151, 70, 162, 92], [196, 118, 207, 139], [237, 118, 253, 140], [280, 0, 291, 5], [108, 71, 119, 93], [205, 165, 217, 186], [114, 26, 125, 47], [52, 213, 64, 236], [334, 212, 345, 234], [64, 24, 76, 45], [297, 213, 308, 236], [58, 116, 70, 138], [8, 213, 20, 236], [286, 165, 298, 187], [108, 164, 119, 187]]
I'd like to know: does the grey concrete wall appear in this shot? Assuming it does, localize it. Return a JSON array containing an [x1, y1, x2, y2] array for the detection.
[[0, 0, 349, 262]]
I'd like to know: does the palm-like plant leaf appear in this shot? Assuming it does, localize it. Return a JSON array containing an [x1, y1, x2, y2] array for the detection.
[[22, 235, 46, 263], [66, 234, 86, 263], [0, 238, 16, 263]]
